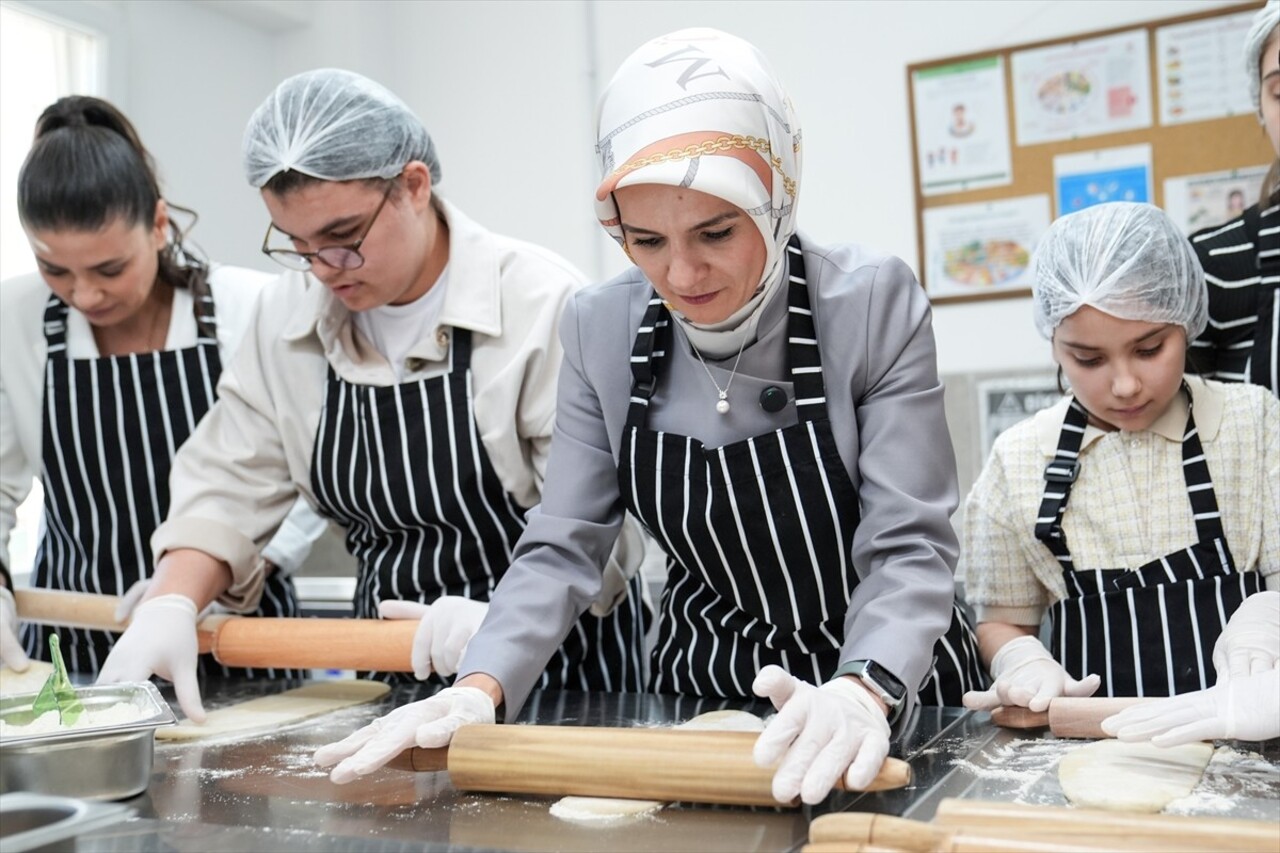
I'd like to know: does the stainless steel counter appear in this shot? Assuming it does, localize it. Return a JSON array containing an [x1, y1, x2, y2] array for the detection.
[[50, 680, 1280, 852]]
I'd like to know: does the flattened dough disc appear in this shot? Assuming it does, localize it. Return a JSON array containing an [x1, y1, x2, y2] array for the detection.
[[1058, 739, 1214, 813], [0, 661, 55, 696], [157, 679, 390, 741]]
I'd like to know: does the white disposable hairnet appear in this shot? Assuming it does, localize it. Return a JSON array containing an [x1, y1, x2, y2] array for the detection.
[[1031, 202, 1207, 341], [1246, 1, 1279, 116], [243, 68, 440, 189]]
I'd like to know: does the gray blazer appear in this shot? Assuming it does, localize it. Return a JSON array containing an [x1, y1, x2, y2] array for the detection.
[[461, 233, 961, 717]]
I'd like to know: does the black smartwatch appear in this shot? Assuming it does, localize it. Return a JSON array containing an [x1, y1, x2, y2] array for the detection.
[[833, 659, 907, 723]]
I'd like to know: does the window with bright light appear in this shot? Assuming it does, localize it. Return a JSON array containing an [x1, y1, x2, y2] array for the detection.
[[1, 2, 103, 282], [1, 2, 102, 581]]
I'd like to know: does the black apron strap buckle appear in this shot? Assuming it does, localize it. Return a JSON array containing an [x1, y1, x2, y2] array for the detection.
[[1043, 460, 1080, 484]]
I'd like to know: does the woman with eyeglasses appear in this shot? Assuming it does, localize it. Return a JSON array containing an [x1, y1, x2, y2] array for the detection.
[[0, 96, 324, 681], [96, 69, 649, 723]]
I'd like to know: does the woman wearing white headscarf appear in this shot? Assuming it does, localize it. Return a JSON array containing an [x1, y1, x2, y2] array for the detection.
[[317, 30, 981, 806], [97, 69, 648, 721]]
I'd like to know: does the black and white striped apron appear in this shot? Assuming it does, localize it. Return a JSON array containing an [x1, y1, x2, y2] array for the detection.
[[25, 290, 300, 677], [309, 326, 648, 689], [1038, 392, 1262, 696], [618, 235, 985, 705], [1249, 203, 1280, 394], [1189, 202, 1280, 393]]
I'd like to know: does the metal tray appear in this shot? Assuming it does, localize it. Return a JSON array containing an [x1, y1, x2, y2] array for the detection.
[[0, 682, 176, 800], [0, 682, 175, 746]]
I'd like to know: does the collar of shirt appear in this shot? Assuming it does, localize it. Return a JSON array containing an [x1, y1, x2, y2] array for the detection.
[[65, 286, 194, 358], [1035, 375, 1225, 456], [281, 198, 503, 374]]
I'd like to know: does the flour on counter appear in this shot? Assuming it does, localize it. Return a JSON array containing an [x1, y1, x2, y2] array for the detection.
[[1165, 746, 1280, 819], [0, 701, 144, 737]]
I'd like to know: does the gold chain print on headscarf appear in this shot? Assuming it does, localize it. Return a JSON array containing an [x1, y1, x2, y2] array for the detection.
[[607, 134, 797, 199]]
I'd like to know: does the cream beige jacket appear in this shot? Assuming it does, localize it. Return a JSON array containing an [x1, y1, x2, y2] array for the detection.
[[154, 200, 640, 610]]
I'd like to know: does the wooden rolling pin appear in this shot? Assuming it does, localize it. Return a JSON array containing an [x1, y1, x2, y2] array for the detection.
[[807, 812, 1217, 853], [933, 799, 1279, 852], [14, 587, 416, 672], [989, 696, 1148, 737], [384, 724, 911, 807]]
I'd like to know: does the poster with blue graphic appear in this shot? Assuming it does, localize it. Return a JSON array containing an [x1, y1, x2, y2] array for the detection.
[[1053, 144, 1152, 217]]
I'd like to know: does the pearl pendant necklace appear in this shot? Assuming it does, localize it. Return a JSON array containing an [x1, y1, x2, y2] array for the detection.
[[692, 330, 749, 416]]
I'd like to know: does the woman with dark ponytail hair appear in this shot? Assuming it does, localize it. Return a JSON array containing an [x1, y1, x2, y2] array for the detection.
[[0, 96, 325, 682]]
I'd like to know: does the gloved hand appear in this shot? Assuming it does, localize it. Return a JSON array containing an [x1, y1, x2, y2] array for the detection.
[[97, 594, 205, 723], [314, 686, 496, 784], [1101, 668, 1280, 747], [0, 587, 31, 671], [1213, 592, 1280, 681], [377, 596, 489, 680], [962, 635, 1100, 713], [751, 665, 891, 805]]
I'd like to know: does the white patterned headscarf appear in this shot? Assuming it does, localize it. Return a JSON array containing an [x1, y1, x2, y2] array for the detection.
[[594, 29, 802, 352]]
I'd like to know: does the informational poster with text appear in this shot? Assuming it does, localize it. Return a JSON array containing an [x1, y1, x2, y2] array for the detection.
[[1156, 11, 1256, 125], [923, 194, 1050, 300], [1054, 144, 1152, 217], [1163, 165, 1270, 235], [1012, 30, 1153, 145], [913, 56, 1014, 196]]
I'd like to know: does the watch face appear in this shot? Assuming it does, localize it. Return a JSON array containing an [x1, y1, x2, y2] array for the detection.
[[862, 661, 907, 701], [855, 655, 906, 696]]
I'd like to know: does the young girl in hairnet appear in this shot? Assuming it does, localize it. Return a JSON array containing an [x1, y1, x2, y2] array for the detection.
[[959, 202, 1278, 715], [97, 69, 648, 721]]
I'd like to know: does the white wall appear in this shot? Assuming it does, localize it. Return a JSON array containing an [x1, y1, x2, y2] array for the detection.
[[5, 0, 1241, 377], [265, 0, 1234, 376]]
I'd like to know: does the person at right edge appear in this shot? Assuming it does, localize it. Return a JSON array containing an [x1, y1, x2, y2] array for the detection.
[[1187, 1, 1278, 394]]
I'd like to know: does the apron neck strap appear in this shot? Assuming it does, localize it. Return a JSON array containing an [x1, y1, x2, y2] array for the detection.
[[1034, 381, 1226, 568], [624, 233, 829, 429]]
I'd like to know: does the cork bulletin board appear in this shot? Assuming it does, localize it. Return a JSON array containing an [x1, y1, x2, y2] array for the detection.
[[907, 2, 1275, 304]]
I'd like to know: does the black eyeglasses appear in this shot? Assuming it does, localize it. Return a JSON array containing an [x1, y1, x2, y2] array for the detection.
[[261, 180, 395, 271]]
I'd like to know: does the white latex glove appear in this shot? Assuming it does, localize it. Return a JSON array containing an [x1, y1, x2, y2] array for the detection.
[[97, 594, 205, 723], [314, 686, 496, 784], [962, 635, 1100, 713], [378, 596, 488, 679], [751, 665, 892, 805], [0, 587, 31, 671], [1101, 669, 1280, 747], [1213, 592, 1280, 681]]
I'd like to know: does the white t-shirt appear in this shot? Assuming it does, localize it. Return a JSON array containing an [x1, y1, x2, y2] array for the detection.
[[352, 266, 449, 380]]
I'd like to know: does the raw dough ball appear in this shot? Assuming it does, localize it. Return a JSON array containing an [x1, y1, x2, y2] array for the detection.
[[549, 796, 664, 822], [1058, 739, 1214, 813], [674, 709, 767, 732]]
